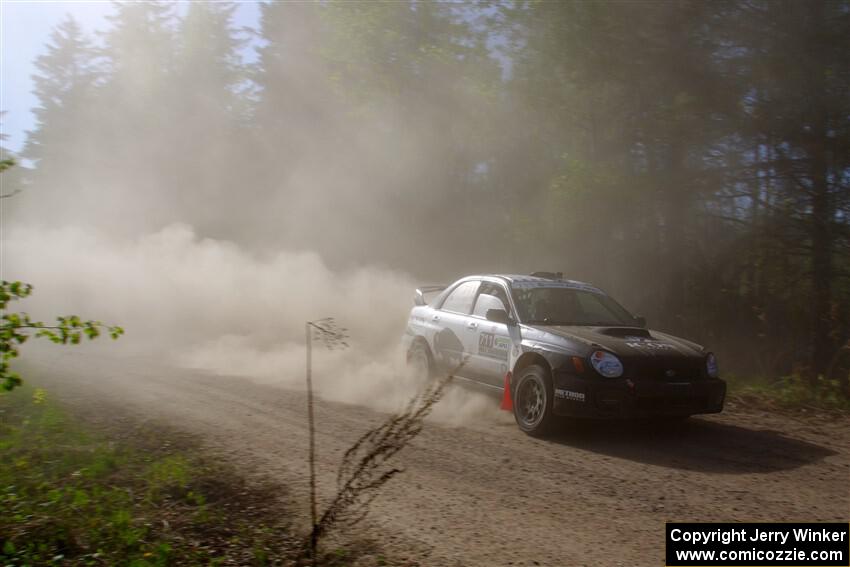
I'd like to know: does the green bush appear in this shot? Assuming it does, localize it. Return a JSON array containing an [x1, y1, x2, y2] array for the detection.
[[0, 386, 293, 565], [727, 373, 850, 413]]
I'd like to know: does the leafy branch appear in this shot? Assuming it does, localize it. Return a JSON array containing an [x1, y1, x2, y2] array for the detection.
[[1, 280, 124, 391], [0, 157, 21, 199]]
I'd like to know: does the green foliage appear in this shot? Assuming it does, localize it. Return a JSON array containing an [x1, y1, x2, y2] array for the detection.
[[0, 157, 14, 174], [0, 280, 123, 391], [0, 389, 158, 564], [728, 374, 850, 414], [146, 455, 191, 500], [0, 387, 294, 565]]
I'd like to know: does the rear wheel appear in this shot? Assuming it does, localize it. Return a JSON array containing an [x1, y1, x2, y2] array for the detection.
[[408, 340, 433, 383], [513, 364, 554, 437]]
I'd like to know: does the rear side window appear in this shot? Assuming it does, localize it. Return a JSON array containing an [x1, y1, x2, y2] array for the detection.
[[440, 281, 480, 314]]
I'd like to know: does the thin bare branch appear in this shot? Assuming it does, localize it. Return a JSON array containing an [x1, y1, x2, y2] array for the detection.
[[298, 360, 466, 564]]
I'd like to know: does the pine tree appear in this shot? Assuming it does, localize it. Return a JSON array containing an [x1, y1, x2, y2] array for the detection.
[[93, 1, 178, 229], [20, 14, 100, 221], [101, 1, 175, 110], [252, 1, 501, 270], [735, 0, 850, 377], [169, 1, 248, 237], [1, 114, 24, 199]]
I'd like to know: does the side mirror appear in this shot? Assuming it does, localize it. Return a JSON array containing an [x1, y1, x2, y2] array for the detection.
[[634, 316, 647, 328], [486, 308, 513, 325], [414, 290, 426, 306]]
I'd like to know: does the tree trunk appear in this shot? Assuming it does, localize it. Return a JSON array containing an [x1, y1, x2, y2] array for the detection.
[[806, 0, 835, 381]]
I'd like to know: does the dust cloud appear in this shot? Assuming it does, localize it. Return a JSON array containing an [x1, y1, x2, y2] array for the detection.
[[5, 1, 850, 389], [4, 221, 495, 424], [2, 3, 514, 423]]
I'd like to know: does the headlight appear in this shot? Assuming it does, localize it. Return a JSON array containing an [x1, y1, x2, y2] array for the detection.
[[706, 352, 719, 378], [590, 350, 623, 378]]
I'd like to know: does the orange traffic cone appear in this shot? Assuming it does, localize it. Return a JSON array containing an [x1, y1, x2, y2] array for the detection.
[[500, 371, 513, 411]]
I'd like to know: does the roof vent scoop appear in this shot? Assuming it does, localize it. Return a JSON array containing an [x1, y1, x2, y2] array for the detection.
[[530, 271, 563, 280], [599, 327, 652, 339]]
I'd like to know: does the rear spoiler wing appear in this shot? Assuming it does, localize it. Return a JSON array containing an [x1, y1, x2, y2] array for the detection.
[[414, 285, 446, 306]]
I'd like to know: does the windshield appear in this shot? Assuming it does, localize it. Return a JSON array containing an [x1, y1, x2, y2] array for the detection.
[[511, 286, 636, 326]]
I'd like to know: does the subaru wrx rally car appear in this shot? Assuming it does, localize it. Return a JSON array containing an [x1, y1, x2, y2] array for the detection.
[[403, 273, 725, 436]]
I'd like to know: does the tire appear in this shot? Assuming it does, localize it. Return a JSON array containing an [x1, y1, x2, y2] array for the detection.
[[407, 340, 433, 382], [513, 364, 555, 437]]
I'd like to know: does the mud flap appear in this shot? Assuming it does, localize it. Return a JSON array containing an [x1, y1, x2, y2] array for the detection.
[[500, 371, 513, 411]]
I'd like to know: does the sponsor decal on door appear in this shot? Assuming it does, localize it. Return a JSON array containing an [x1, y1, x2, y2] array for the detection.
[[479, 332, 510, 360]]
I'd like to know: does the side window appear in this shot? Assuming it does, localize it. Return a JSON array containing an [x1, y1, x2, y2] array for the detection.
[[440, 281, 480, 314], [472, 294, 506, 318], [472, 283, 510, 318]]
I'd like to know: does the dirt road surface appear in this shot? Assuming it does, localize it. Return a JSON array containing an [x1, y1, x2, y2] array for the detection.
[[21, 351, 850, 566]]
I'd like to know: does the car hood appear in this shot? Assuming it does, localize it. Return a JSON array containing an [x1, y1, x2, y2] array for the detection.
[[525, 325, 706, 359]]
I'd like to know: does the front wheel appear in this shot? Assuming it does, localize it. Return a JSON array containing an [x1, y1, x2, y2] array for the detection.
[[513, 364, 555, 437]]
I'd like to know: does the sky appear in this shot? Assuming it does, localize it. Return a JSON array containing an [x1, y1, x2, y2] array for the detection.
[[0, 0, 261, 155]]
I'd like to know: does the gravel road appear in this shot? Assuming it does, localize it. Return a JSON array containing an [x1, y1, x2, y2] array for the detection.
[[21, 351, 850, 566]]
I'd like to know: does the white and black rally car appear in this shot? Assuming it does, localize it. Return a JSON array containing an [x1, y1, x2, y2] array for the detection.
[[402, 273, 726, 436]]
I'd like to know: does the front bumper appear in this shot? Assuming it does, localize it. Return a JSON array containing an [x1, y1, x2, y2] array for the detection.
[[551, 372, 726, 419]]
